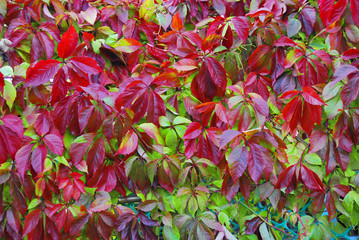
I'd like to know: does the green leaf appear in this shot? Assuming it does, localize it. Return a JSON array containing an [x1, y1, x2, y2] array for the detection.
[[188, 196, 198, 216], [0, 0, 6, 16], [165, 129, 178, 146], [0, 66, 13, 76], [84, 187, 97, 196], [159, 116, 171, 127], [218, 212, 230, 227], [2, 81, 16, 109], [56, 156, 70, 167], [173, 116, 191, 125], [28, 198, 42, 210], [304, 153, 322, 165], [174, 125, 187, 138], [138, 123, 164, 145], [163, 225, 180, 240], [139, 0, 155, 20]]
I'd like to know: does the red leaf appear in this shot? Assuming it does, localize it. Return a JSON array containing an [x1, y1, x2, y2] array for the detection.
[[245, 217, 262, 235], [248, 143, 266, 184], [30, 145, 47, 174], [221, 174, 240, 201], [219, 130, 241, 149], [331, 64, 358, 86], [333, 184, 351, 197], [6, 208, 21, 233], [70, 213, 90, 236], [201, 34, 221, 52], [342, 48, 359, 60], [116, 129, 138, 155], [171, 12, 183, 31], [0, 72, 4, 92], [23, 209, 42, 237], [341, 78, 359, 108], [319, 0, 334, 25], [173, 59, 198, 72], [325, 191, 336, 221], [43, 134, 64, 155], [25, 60, 60, 87], [34, 112, 51, 136], [309, 130, 327, 153], [183, 122, 202, 139], [57, 25, 78, 59], [50, 68, 68, 105], [15, 144, 34, 180], [275, 165, 297, 190], [248, 45, 272, 72], [228, 146, 248, 182], [351, 0, 359, 26], [147, 91, 166, 126], [214, 102, 228, 123], [70, 133, 96, 165], [68, 56, 102, 76], [231, 16, 250, 42], [300, 165, 325, 192], [114, 38, 142, 53], [87, 137, 105, 175], [152, 72, 180, 87], [328, 0, 348, 25], [37, 31, 55, 59], [302, 86, 325, 105], [207, 57, 227, 93]]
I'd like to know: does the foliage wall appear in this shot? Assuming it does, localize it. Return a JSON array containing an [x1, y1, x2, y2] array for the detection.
[[0, 0, 359, 239]]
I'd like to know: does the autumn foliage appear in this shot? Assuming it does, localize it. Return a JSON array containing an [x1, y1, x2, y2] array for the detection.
[[0, 0, 359, 239]]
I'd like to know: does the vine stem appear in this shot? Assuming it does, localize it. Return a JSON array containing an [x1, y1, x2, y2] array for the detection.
[[237, 198, 296, 239]]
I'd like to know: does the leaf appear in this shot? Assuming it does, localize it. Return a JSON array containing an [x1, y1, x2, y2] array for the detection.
[[227, 146, 248, 182], [248, 45, 272, 72], [90, 191, 111, 212], [330, 64, 358, 86], [113, 39, 142, 53], [116, 130, 138, 155], [43, 134, 64, 155], [219, 130, 241, 148], [138, 123, 164, 145], [302, 86, 325, 105], [57, 25, 78, 59], [231, 16, 250, 42], [3, 80, 16, 109], [30, 145, 47, 174], [163, 226, 180, 240], [137, 200, 157, 212], [81, 7, 98, 25], [309, 130, 327, 153], [212, 0, 226, 16], [351, 0, 359, 26], [287, 18, 302, 37], [300, 165, 325, 192], [70, 213, 90, 236], [171, 12, 183, 31], [341, 78, 359, 108], [15, 144, 33, 180], [173, 59, 198, 71], [22, 209, 42, 237], [87, 137, 105, 175], [68, 56, 102, 75], [183, 122, 202, 139], [25, 59, 60, 87], [201, 34, 222, 52], [248, 143, 266, 184]]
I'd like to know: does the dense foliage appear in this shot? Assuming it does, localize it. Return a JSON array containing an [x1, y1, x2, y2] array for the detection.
[[0, 0, 359, 239]]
